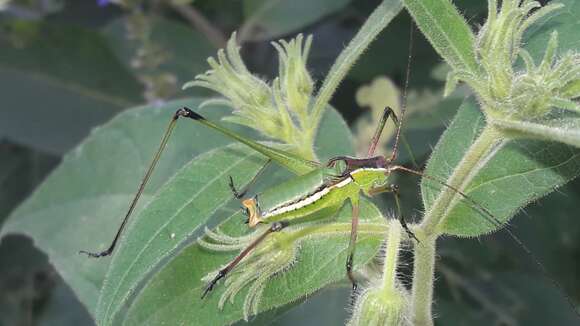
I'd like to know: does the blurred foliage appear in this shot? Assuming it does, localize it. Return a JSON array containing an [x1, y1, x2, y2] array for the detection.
[[0, 0, 579, 325]]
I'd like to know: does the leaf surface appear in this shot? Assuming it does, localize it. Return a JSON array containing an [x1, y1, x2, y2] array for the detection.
[[0, 98, 259, 314], [123, 202, 384, 326], [0, 21, 142, 154], [422, 99, 580, 236], [403, 0, 479, 76]]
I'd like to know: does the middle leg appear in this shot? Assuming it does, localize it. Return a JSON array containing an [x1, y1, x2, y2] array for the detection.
[[368, 183, 419, 243], [346, 195, 360, 291]]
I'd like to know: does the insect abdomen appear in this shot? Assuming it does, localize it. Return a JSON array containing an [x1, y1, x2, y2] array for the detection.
[[259, 172, 357, 223]]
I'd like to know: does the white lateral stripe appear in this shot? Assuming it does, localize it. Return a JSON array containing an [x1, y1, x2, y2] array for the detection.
[[352, 167, 387, 174], [264, 176, 353, 217]]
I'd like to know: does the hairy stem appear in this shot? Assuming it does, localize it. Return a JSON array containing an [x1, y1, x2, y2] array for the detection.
[[411, 235, 436, 326], [421, 125, 502, 234], [412, 124, 503, 325], [305, 0, 403, 146], [381, 220, 402, 291]]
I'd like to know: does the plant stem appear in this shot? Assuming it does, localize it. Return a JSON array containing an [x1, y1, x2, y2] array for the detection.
[[411, 124, 503, 325], [411, 235, 436, 326], [381, 220, 402, 292], [421, 125, 502, 234], [305, 0, 403, 145]]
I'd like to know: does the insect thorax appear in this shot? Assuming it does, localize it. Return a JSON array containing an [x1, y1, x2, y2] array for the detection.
[[350, 168, 389, 193]]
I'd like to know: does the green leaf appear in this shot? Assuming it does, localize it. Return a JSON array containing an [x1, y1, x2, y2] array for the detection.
[[102, 17, 216, 88], [95, 143, 269, 326], [422, 98, 580, 237], [0, 21, 143, 154], [0, 98, 260, 315], [239, 0, 351, 41], [523, 0, 580, 62], [123, 202, 384, 326], [0, 96, 354, 321], [491, 117, 580, 149], [402, 0, 479, 76]]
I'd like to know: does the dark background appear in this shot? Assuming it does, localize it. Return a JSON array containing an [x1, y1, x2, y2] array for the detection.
[[1, 0, 579, 325]]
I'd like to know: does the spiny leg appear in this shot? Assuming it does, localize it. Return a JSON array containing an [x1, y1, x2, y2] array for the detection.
[[228, 159, 272, 199], [345, 195, 360, 292], [368, 183, 419, 243], [202, 220, 289, 298], [79, 108, 191, 258]]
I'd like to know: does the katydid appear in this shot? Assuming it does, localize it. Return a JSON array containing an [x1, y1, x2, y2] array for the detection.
[[79, 104, 506, 297]]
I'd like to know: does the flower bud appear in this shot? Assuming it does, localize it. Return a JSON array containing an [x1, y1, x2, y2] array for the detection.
[[348, 285, 411, 326]]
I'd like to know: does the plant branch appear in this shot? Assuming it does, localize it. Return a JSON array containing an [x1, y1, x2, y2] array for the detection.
[[305, 0, 403, 145]]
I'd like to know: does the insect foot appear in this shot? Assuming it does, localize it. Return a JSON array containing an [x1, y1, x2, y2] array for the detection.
[[199, 225, 298, 321]]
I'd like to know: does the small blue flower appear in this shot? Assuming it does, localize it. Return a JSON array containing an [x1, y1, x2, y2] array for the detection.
[[97, 0, 110, 7]]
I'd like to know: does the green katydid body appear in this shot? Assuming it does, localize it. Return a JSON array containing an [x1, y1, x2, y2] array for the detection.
[[81, 106, 405, 297], [244, 165, 390, 227], [172, 106, 409, 296], [181, 107, 396, 230]]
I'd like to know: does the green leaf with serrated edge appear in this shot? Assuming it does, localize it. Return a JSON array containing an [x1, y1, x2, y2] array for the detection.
[[402, 0, 479, 76], [421, 98, 580, 237], [95, 143, 269, 326], [0, 97, 265, 315], [123, 201, 384, 326]]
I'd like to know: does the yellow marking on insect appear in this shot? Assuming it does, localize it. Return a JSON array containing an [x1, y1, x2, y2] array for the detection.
[[243, 198, 261, 227]]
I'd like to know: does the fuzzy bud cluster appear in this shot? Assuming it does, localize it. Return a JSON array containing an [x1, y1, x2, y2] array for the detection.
[[446, 0, 580, 123], [184, 33, 316, 158]]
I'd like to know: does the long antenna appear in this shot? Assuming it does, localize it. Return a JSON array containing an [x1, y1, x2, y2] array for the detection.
[[389, 22, 414, 163], [79, 109, 187, 258]]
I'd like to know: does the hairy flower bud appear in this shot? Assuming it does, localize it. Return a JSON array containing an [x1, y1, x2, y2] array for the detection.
[[184, 32, 319, 159], [348, 285, 411, 326]]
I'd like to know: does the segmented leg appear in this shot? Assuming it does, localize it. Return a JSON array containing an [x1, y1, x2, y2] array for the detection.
[[228, 159, 272, 199], [202, 220, 289, 298], [368, 183, 419, 243], [345, 195, 360, 291], [367, 107, 398, 157], [389, 184, 419, 243], [79, 108, 190, 258]]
